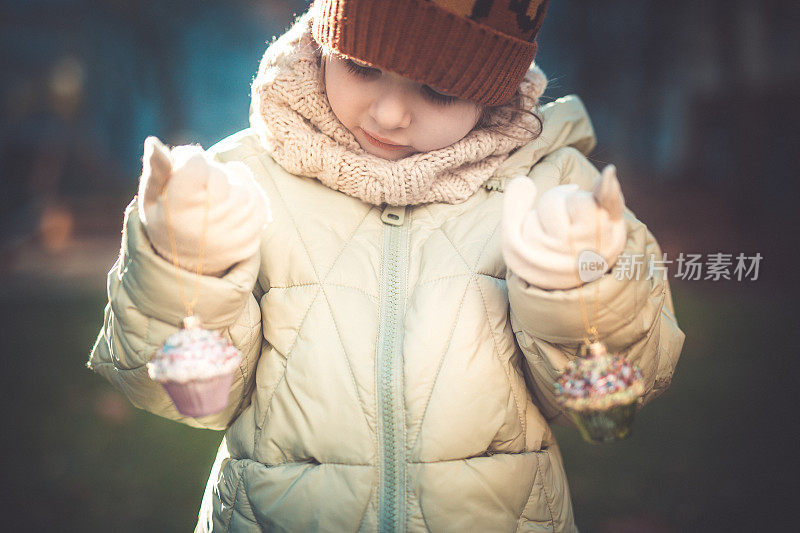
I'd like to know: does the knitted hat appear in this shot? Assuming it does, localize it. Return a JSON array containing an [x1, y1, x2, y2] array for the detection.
[[312, 0, 549, 106]]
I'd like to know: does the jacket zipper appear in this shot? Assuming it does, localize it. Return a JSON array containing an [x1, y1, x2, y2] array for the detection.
[[377, 205, 408, 532]]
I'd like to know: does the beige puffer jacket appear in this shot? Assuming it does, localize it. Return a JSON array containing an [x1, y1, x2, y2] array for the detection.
[[87, 94, 685, 532]]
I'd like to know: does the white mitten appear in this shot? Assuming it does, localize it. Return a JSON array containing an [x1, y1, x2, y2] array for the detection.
[[501, 165, 628, 290], [137, 136, 272, 276]]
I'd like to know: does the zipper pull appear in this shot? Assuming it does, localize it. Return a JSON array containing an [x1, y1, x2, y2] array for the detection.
[[381, 205, 406, 226], [483, 177, 504, 192]]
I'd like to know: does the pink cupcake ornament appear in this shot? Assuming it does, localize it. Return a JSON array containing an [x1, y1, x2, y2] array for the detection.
[[147, 316, 242, 417]]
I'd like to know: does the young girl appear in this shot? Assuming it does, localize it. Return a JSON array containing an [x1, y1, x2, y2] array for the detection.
[[88, 1, 685, 531]]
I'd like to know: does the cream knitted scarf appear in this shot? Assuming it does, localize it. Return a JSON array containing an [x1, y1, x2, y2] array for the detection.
[[250, 12, 548, 207]]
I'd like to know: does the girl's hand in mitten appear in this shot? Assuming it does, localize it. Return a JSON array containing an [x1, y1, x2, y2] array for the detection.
[[137, 136, 272, 276], [501, 165, 627, 290]]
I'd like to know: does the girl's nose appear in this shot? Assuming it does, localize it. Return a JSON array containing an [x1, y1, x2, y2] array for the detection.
[[369, 86, 412, 130]]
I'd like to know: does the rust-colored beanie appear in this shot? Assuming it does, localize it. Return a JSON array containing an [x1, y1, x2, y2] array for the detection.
[[312, 0, 549, 106]]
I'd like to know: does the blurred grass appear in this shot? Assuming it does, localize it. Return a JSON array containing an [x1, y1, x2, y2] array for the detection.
[[0, 280, 791, 531], [0, 285, 221, 532], [553, 281, 794, 532]]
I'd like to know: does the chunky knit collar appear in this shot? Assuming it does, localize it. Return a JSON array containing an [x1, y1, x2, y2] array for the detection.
[[249, 11, 548, 207]]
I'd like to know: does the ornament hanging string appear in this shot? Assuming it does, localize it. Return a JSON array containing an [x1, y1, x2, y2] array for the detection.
[[161, 181, 211, 323], [567, 199, 603, 346]]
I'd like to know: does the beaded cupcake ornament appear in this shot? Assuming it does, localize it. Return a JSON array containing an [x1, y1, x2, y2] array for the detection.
[[553, 179, 646, 444]]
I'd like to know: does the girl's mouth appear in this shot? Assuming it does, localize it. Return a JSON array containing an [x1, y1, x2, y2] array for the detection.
[[360, 128, 410, 150]]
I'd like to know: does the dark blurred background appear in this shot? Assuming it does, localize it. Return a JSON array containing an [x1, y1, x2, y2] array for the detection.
[[1, 0, 798, 531]]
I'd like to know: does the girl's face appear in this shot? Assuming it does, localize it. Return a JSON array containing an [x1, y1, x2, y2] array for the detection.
[[322, 52, 483, 161]]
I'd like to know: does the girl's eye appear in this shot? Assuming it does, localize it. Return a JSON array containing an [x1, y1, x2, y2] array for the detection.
[[344, 58, 379, 78], [422, 85, 457, 106], [343, 57, 457, 107]]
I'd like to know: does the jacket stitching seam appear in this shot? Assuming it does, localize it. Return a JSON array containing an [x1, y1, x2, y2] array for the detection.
[[241, 472, 263, 528], [406, 283, 471, 455], [93, 361, 143, 372], [476, 279, 527, 437], [226, 466, 245, 532], [433, 211, 500, 282], [263, 461, 373, 467], [417, 272, 502, 287], [654, 285, 674, 375], [104, 312, 117, 369], [234, 307, 251, 401], [419, 204, 502, 282], [265, 158, 325, 292], [416, 273, 470, 287], [416, 492, 434, 532], [614, 285, 665, 359], [319, 282, 373, 433], [256, 461, 318, 527], [534, 453, 556, 529], [253, 287, 319, 461], [475, 220, 501, 266], [356, 481, 376, 532], [320, 207, 375, 281], [144, 315, 152, 355], [435, 226, 473, 275], [601, 226, 656, 327], [241, 453, 545, 467], [406, 451, 546, 464], [231, 302, 256, 425], [629, 292, 668, 404], [121, 249, 133, 284], [106, 312, 134, 371], [516, 458, 541, 527], [269, 282, 378, 301], [108, 311, 153, 371], [275, 183, 320, 282]]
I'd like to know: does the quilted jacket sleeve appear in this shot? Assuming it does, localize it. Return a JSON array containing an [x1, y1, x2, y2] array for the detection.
[[507, 146, 686, 428], [86, 197, 264, 431]]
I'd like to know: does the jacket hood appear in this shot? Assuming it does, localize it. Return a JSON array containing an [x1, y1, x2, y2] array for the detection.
[[494, 94, 597, 181]]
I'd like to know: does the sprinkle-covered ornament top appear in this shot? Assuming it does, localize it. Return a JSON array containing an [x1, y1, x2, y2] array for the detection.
[[555, 341, 644, 411], [147, 323, 242, 384]]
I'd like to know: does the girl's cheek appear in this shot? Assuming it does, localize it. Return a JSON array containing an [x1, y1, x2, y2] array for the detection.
[[324, 63, 368, 116], [323, 64, 352, 122], [421, 106, 481, 149]]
